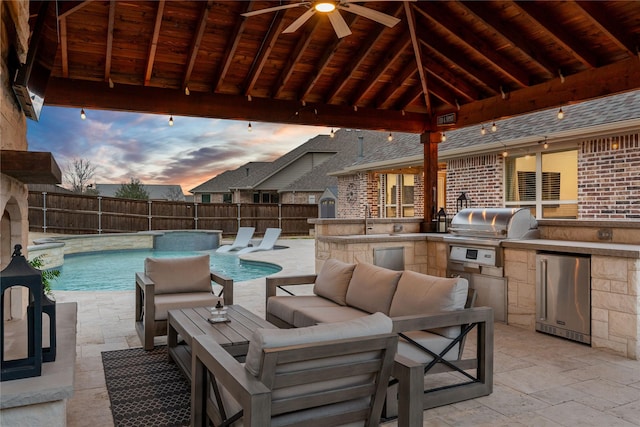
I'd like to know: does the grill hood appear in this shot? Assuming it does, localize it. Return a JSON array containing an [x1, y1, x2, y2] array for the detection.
[[449, 208, 539, 240]]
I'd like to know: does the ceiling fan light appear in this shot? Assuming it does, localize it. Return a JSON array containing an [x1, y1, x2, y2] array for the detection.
[[315, 2, 336, 13]]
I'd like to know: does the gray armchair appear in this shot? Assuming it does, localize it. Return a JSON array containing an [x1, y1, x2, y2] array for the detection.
[[191, 313, 398, 427], [135, 254, 233, 350]]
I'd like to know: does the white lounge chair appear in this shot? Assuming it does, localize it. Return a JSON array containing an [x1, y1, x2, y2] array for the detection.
[[236, 227, 281, 254], [216, 227, 255, 252]]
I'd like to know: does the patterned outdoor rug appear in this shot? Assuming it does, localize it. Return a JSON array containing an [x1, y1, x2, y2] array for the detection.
[[101, 346, 190, 427]]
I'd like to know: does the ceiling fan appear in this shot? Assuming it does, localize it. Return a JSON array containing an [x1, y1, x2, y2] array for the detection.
[[241, 1, 404, 39]]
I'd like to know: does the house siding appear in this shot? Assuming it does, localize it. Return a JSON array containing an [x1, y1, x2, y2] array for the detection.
[[579, 131, 640, 219], [445, 154, 504, 215]]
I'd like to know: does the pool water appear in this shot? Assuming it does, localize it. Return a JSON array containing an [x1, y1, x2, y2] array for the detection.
[[50, 249, 281, 291]]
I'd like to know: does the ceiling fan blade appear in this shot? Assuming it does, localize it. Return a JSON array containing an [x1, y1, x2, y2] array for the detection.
[[283, 8, 317, 33], [327, 10, 352, 38], [241, 3, 306, 18], [338, 3, 400, 28]]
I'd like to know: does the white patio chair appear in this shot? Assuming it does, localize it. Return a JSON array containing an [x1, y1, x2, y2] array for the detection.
[[236, 227, 281, 254], [216, 227, 255, 252]]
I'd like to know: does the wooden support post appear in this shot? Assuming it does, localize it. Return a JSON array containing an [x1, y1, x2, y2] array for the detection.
[[421, 132, 440, 232]]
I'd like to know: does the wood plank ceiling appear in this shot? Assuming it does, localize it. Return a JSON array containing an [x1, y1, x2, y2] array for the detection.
[[33, 0, 640, 133]]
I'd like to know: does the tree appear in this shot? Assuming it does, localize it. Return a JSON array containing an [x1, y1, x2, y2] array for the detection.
[[114, 178, 149, 200], [64, 158, 97, 194]]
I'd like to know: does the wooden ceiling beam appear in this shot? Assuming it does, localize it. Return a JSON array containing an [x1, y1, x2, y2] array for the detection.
[[57, 0, 94, 20], [213, 1, 252, 93], [514, 1, 599, 69], [243, 11, 288, 97], [405, 2, 430, 115], [375, 60, 417, 109], [416, 28, 499, 97], [350, 34, 411, 107], [438, 57, 640, 129], [457, 2, 556, 79], [272, 17, 322, 99], [421, 56, 478, 103], [104, 0, 115, 82], [325, 3, 404, 104], [413, 2, 529, 88], [60, 16, 69, 77], [45, 77, 431, 133], [575, 1, 638, 59], [182, 0, 214, 91], [298, 14, 357, 102], [144, 0, 165, 86]]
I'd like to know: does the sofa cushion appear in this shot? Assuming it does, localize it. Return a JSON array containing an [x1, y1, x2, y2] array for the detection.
[[389, 271, 468, 339], [267, 295, 339, 325], [397, 330, 460, 363], [154, 292, 220, 321], [145, 255, 212, 295], [345, 262, 402, 315], [312, 259, 356, 306], [245, 312, 392, 377], [292, 305, 370, 328]]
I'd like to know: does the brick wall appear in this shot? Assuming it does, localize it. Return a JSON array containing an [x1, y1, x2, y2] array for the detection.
[[579, 131, 640, 219], [445, 154, 503, 216], [337, 173, 369, 218]]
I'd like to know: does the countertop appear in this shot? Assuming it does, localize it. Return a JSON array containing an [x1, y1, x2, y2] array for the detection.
[[501, 239, 640, 258]]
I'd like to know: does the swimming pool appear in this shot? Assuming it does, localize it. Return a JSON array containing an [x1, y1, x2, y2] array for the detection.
[[50, 249, 281, 291]]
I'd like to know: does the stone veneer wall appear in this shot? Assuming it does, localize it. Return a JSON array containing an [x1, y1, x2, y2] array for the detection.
[[445, 154, 503, 216], [504, 247, 639, 360], [579, 131, 640, 219]]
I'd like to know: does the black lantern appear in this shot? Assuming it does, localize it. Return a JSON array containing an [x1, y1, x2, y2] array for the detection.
[[456, 192, 470, 212], [437, 208, 448, 233], [1, 245, 43, 381]]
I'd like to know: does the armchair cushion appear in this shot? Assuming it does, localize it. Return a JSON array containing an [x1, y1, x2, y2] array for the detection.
[[245, 312, 392, 376], [144, 254, 212, 294], [389, 271, 468, 339], [153, 292, 220, 321], [312, 258, 356, 305], [345, 262, 402, 315]]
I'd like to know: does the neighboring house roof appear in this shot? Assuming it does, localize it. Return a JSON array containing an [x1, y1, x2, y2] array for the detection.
[[95, 183, 185, 200], [190, 129, 401, 194], [334, 90, 640, 174]]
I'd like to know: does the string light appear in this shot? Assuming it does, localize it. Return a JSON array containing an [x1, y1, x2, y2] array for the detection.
[[440, 132, 446, 142], [480, 125, 486, 135], [168, 116, 174, 126], [544, 141, 549, 149], [330, 128, 335, 138], [388, 133, 393, 142], [502, 148, 508, 157], [491, 122, 497, 132], [557, 108, 564, 119], [108, 78, 114, 89], [612, 140, 619, 150], [185, 86, 190, 96], [248, 122, 252, 132], [80, 108, 86, 120]]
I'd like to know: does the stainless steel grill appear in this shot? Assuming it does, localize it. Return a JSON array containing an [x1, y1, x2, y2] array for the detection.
[[445, 208, 538, 322]]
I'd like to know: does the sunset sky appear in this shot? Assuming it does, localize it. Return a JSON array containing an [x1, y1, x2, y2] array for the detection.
[[27, 106, 332, 194]]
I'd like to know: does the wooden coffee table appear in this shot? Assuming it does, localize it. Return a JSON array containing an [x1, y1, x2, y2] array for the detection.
[[167, 304, 275, 381]]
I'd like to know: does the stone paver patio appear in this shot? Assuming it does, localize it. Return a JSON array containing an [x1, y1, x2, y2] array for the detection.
[[49, 238, 639, 426]]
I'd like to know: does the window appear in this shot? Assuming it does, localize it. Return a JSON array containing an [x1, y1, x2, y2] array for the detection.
[[201, 194, 211, 203], [223, 193, 232, 203], [381, 173, 415, 218], [505, 150, 577, 218]]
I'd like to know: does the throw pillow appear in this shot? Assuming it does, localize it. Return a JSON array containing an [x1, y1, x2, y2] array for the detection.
[[345, 262, 402, 315], [313, 259, 356, 305]]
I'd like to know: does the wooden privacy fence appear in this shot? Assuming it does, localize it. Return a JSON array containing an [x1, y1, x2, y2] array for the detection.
[[28, 192, 318, 236]]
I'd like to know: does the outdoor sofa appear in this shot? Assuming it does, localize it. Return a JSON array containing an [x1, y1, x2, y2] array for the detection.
[[265, 259, 494, 427]]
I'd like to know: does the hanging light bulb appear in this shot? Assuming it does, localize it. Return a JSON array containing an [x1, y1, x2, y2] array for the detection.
[[388, 133, 393, 142], [612, 140, 619, 150], [108, 77, 114, 89], [185, 86, 190, 96], [168, 116, 174, 126], [502, 149, 508, 157], [557, 108, 564, 119], [248, 122, 252, 132], [544, 141, 549, 149], [80, 108, 86, 120], [491, 122, 497, 132], [480, 125, 486, 135], [440, 132, 446, 142], [330, 128, 335, 138]]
